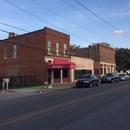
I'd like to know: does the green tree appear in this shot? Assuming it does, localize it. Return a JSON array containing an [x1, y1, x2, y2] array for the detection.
[[70, 44, 81, 49], [116, 48, 130, 72]]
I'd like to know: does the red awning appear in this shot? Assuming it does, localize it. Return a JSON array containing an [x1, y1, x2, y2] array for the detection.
[[54, 58, 69, 64], [47, 62, 76, 69]]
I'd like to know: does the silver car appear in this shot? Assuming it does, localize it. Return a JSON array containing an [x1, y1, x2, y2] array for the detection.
[[119, 74, 130, 81]]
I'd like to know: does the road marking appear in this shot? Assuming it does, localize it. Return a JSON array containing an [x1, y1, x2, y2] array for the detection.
[[0, 84, 129, 126]]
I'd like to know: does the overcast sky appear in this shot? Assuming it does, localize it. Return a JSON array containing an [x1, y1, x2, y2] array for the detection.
[[0, 0, 130, 48]]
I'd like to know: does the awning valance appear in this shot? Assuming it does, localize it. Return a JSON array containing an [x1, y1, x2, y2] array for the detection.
[[47, 62, 76, 69]]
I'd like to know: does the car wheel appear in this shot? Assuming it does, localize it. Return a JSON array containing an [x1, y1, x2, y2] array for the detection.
[[111, 79, 114, 83], [117, 78, 119, 82], [96, 81, 99, 86], [89, 82, 93, 88]]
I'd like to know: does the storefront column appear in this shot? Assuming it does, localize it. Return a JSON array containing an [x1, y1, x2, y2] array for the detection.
[[60, 69, 63, 83], [70, 69, 74, 82]]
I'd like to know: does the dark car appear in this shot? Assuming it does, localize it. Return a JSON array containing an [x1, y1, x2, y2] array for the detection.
[[76, 74, 100, 88], [101, 73, 120, 83]]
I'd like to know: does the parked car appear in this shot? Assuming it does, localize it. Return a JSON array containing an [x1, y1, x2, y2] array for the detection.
[[101, 73, 120, 83], [76, 74, 100, 88], [119, 74, 130, 81]]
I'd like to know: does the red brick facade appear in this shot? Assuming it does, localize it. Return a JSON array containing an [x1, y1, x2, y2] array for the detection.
[[71, 43, 116, 78], [0, 27, 71, 84]]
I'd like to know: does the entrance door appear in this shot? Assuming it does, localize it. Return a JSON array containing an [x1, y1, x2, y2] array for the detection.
[[48, 69, 51, 85]]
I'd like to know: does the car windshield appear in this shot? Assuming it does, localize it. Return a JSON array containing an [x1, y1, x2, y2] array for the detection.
[[119, 74, 125, 76], [82, 75, 91, 79], [106, 73, 113, 76]]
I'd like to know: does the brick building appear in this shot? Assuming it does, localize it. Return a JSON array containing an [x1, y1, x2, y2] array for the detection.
[[71, 43, 116, 78], [0, 27, 76, 84]]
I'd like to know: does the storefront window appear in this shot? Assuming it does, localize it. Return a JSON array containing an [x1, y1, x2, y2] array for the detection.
[[100, 64, 103, 75], [104, 64, 106, 74], [75, 70, 88, 79], [63, 69, 68, 78], [94, 69, 99, 75], [54, 69, 60, 78]]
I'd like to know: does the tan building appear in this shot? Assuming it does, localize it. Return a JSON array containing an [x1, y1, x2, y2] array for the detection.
[[71, 56, 94, 79]]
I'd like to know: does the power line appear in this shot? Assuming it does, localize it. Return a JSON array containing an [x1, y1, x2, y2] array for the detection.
[[0, 29, 9, 34], [0, 31, 72, 57], [0, 21, 29, 33], [62, 0, 113, 32], [0, 27, 69, 46], [0, 34, 114, 60], [74, 0, 130, 38], [32, 0, 116, 45], [75, 0, 118, 30], [4, 0, 92, 43]]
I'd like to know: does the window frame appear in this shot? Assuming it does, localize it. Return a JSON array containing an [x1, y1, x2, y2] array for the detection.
[[56, 42, 60, 55], [64, 43, 67, 56], [48, 40, 53, 55]]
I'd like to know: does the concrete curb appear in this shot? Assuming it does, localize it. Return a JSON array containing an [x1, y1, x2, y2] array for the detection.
[[0, 83, 75, 93]]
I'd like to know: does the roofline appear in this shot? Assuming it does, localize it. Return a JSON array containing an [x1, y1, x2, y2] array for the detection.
[[44, 27, 70, 36], [0, 27, 70, 41]]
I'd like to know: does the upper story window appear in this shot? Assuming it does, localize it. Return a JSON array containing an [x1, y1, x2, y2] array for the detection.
[[13, 45, 17, 58], [48, 40, 52, 54], [56, 42, 60, 55], [4, 46, 7, 59], [64, 43, 67, 56]]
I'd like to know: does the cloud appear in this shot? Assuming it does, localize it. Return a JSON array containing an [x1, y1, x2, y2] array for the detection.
[[113, 29, 126, 36]]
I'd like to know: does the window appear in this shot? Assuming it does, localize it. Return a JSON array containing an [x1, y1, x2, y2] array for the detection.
[[54, 69, 60, 78], [56, 42, 60, 55], [101, 68, 103, 75], [13, 45, 17, 58], [104, 64, 106, 74], [64, 43, 67, 56], [4, 46, 7, 59], [100, 64, 103, 75], [63, 69, 68, 78], [48, 40, 52, 54], [94, 69, 99, 75]]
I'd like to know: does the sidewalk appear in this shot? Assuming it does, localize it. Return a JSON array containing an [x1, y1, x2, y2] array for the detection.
[[0, 82, 75, 101]]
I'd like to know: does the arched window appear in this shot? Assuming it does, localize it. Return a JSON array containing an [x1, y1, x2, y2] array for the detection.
[[56, 42, 60, 55], [64, 43, 67, 56], [48, 40, 52, 54]]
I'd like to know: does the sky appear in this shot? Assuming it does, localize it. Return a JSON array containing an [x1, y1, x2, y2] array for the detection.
[[0, 0, 130, 48]]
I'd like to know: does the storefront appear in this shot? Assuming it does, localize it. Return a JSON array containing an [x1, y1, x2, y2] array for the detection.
[[47, 58, 76, 84], [100, 62, 116, 76], [71, 56, 94, 79]]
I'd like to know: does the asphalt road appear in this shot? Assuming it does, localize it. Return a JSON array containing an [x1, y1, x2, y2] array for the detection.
[[0, 80, 130, 130]]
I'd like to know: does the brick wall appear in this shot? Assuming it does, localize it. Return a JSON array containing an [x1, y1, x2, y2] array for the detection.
[[45, 27, 70, 57], [99, 44, 116, 63], [0, 27, 70, 84]]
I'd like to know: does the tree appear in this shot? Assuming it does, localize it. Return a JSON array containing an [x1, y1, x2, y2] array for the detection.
[[116, 48, 130, 72], [70, 44, 81, 50]]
